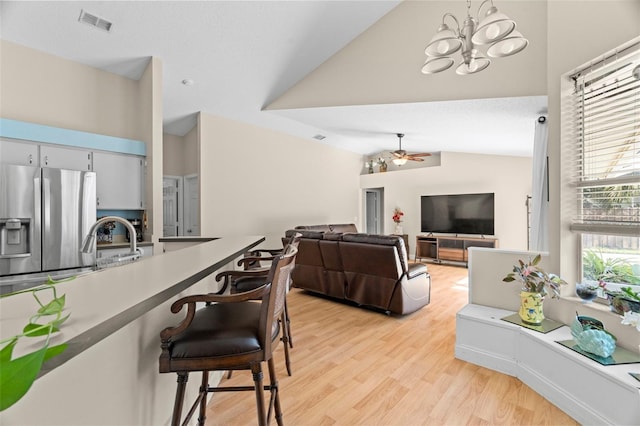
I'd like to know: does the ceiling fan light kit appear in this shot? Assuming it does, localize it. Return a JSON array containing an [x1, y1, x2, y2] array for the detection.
[[421, 0, 528, 75], [390, 133, 431, 166], [392, 157, 408, 166]]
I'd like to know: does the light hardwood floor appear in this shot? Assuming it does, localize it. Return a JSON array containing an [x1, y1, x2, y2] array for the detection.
[[205, 263, 578, 425]]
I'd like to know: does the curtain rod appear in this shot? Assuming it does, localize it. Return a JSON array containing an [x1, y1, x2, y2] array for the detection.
[[568, 36, 640, 79]]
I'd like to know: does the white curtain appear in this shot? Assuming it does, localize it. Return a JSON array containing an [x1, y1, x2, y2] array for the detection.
[[530, 116, 548, 251]]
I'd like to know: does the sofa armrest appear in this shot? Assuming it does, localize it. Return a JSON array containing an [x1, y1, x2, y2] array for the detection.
[[407, 262, 428, 279]]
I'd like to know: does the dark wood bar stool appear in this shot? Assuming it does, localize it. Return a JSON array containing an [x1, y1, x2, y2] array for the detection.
[[159, 247, 297, 426], [215, 234, 300, 376]]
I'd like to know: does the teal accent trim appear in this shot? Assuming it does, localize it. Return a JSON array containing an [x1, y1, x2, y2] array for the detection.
[[0, 118, 146, 156]]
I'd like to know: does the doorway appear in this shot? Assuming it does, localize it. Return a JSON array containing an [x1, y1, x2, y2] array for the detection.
[[183, 174, 200, 236], [364, 188, 384, 234], [162, 176, 183, 237], [162, 174, 200, 237]]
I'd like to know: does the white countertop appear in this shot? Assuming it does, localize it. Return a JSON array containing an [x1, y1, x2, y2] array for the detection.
[[0, 235, 264, 375]]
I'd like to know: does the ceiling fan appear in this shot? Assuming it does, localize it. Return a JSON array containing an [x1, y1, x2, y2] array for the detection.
[[390, 133, 431, 165]]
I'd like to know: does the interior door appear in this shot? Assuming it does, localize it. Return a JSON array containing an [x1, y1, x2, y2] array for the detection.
[[162, 177, 181, 237], [365, 188, 383, 234], [183, 174, 200, 236]]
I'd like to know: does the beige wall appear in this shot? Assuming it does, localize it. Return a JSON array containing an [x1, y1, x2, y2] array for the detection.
[[268, 0, 547, 110], [163, 133, 186, 176], [139, 57, 164, 244], [361, 152, 532, 251], [0, 40, 143, 141], [183, 126, 198, 175], [163, 129, 198, 176], [198, 112, 363, 247]]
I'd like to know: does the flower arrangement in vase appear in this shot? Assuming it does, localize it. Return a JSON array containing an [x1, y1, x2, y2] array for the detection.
[[502, 254, 567, 325], [392, 208, 404, 234]]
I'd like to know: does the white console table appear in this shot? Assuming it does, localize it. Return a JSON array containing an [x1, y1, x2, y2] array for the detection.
[[456, 304, 640, 425]]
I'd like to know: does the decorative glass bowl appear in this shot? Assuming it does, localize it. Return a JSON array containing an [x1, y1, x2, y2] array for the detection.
[[575, 283, 599, 303]]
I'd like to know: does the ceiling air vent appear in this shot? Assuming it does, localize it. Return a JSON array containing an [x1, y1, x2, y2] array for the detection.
[[78, 10, 113, 33], [312, 134, 326, 141]]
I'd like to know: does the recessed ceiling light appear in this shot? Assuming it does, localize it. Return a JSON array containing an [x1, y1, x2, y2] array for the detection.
[[182, 79, 195, 86]]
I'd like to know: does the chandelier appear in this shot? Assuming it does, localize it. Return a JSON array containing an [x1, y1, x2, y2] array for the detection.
[[421, 0, 528, 75]]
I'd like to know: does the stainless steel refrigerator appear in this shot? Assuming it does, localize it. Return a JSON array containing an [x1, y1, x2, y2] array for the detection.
[[0, 163, 96, 279]]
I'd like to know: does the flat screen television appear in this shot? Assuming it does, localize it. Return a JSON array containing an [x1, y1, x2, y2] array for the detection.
[[420, 193, 495, 235]]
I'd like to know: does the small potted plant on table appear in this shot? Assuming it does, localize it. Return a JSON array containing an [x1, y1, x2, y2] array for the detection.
[[502, 254, 567, 325]]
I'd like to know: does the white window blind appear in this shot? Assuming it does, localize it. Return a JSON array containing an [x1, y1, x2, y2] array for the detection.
[[571, 45, 640, 237]]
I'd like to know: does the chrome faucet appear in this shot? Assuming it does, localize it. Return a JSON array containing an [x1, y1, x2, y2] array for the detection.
[[81, 216, 141, 266]]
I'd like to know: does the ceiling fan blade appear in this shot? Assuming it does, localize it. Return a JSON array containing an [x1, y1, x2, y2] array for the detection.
[[407, 156, 425, 162], [408, 153, 432, 157], [391, 151, 404, 158]]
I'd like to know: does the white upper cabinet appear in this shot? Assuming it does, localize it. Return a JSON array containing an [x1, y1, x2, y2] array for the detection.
[[93, 151, 145, 210], [40, 145, 92, 171], [1, 133, 146, 211], [0, 138, 38, 166]]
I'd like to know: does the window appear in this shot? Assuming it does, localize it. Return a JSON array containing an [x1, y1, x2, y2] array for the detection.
[[570, 41, 640, 290]]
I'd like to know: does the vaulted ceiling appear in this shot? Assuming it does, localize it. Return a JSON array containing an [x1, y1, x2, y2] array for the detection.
[[0, 1, 548, 157]]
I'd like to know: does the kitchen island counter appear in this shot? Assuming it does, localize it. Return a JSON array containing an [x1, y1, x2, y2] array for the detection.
[[0, 235, 264, 425]]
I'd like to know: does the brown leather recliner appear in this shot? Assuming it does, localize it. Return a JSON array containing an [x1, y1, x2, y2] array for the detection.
[[285, 228, 430, 315]]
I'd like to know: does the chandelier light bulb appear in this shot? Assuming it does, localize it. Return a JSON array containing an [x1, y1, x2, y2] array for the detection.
[[485, 24, 501, 41], [501, 43, 514, 55], [456, 56, 490, 75], [437, 40, 450, 55], [487, 30, 528, 58], [421, 56, 455, 74], [425, 22, 462, 57]]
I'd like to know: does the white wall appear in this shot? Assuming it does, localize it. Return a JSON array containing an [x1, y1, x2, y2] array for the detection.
[[360, 152, 532, 252], [198, 112, 363, 248]]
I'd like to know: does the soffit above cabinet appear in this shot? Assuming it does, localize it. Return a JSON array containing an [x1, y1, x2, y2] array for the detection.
[[0, 118, 146, 156]]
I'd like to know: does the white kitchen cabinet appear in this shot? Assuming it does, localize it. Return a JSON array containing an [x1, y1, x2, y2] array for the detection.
[[0, 138, 38, 166], [40, 144, 92, 171], [93, 151, 145, 210]]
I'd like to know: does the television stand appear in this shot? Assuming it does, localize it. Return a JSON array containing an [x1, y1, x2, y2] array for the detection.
[[415, 235, 499, 266]]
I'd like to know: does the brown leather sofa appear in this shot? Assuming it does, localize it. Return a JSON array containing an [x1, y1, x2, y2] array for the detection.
[[284, 225, 431, 315]]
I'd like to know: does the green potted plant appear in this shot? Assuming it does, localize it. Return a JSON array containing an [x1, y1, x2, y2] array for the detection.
[[0, 277, 72, 411], [583, 249, 640, 285], [599, 282, 640, 315], [583, 250, 640, 313], [502, 254, 567, 325]]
